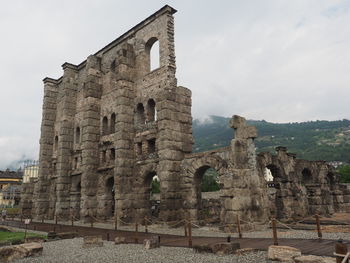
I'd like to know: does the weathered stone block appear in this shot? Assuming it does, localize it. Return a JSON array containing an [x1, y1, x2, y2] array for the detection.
[[115, 236, 127, 245], [143, 236, 160, 249], [267, 245, 301, 262], [83, 235, 103, 248], [0, 242, 43, 262]]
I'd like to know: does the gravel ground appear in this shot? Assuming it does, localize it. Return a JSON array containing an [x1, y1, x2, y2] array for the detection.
[[14, 238, 270, 263]]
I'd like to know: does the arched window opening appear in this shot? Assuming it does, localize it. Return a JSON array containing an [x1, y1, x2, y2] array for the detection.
[[110, 148, 116, 161], [54, 136, 58, 152], [145, 171, 160, 218], [302, 168, 312, 184], [75, 127, 80, 144], [194, 166, 221, 221], [102, 116, 108, 135], [110, 113, 116, 134], [265, 165, 281, 188], [148, 139, 156, 154], [327, 172, 335, 190], [145, 37, 160, 71], [265, 164, 284, 218], [74, 157, 78, 169], [106, 177, 115, 217], [110, 60, 116, 72], [147, 99, 156, 122], [136, 103, 145, 125]]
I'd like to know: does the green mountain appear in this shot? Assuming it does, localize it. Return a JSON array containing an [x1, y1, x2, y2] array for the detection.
[[193, 116, 350, 163]]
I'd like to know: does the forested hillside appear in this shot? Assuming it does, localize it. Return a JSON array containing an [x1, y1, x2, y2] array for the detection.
[[193, 116, 350, 163]]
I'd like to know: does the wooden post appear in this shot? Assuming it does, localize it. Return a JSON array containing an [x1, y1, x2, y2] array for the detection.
[[106, 232, 110, 241], [184, 221, 188, 237], [114, 217, 118, 231], [188, 218, 192, 248], [236, 214, 242, 238], [20, 215, 23, 223], [336, 239, 348, 263], [227, 235, 231, 243], [71, 216, 74, 226], [145, 217, 148, 233], [135, 222, 139, 243], [315, 214, 322, 239], [55, 215, 58, 225], [272, 218, 278, 245]]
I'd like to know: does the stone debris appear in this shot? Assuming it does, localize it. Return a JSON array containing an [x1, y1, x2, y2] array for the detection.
[[143, 236, 160, 249], [56, 232, 78, 239], [193, 242, 240, 255], [0, 242, 43, 262], [267, 245, 302, 262], [114, 236, 127, 245], [294, 255, 336, 263], [83, 235, 103, 248]]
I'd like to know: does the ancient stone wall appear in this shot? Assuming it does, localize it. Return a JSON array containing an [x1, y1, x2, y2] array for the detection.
[[21, 5, 350, 226]]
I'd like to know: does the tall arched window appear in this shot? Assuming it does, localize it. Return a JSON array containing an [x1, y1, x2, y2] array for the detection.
[[102, 116, 108, 135], [147, 99, 156, 122], [136, 103, 145, 125], [54, 136, 58, 152], [110, 113, 116, 133], [302, 168, 313, 184], [145, 37, 160, 71], [75, 127, 81, 144]]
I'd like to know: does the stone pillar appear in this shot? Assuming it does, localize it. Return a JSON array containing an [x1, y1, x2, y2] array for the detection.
[[114, 44, 136, 222], [55, 63, 78, 219], [221, 115, 269, 226], [80, 55, 102, 221], [157, 86, 193, 221], [32, 78, 58, 219]]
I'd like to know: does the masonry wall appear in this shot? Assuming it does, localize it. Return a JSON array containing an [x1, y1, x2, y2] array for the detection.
[[22, 5, 350, 226]]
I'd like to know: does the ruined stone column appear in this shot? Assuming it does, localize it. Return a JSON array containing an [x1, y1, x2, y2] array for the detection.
[[80, 55, 102, 221], [114, 44, 136, 222], [32, 78, 58, 219], [221, 115, 269, 226], [157, 86, 193, 221], [55, 63, 78, 219]]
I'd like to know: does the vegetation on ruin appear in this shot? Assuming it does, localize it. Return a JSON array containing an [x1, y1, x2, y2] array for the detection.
[[193, 116, 350, 163], [201, 168, 220, 192], [338, 165, 350, 183], [151, 179, 160, 194]]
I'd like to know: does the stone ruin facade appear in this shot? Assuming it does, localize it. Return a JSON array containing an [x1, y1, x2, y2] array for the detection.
[[21, 5, 350, 227]]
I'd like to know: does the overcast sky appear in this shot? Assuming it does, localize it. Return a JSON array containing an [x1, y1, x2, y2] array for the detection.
[[0, 0, 349, 169]]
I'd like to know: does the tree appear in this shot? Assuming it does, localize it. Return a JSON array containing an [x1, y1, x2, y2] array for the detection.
[[338, 165, 350, 183]]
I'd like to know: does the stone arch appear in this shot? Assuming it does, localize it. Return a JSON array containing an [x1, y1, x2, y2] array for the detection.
[[110, 113, 116, 133], [265, 164, 284, 219], [75, 127, 81, 144], [145, 37, 160, 71], [106, 176, 115, 218], [54, 135, 58, 152], [326, 172, 335, 191], [187, 154, 227, 220], [135, 103, 145, 125], [70, 179, 81, 219], [143, 170, 160, 218], [302, 168, 313, 184], [146, 99, 156, 122], [102, 116, 108, 135]]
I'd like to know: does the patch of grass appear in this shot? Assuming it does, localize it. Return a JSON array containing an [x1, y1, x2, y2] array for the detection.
[[0, 231, 46, 243]]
